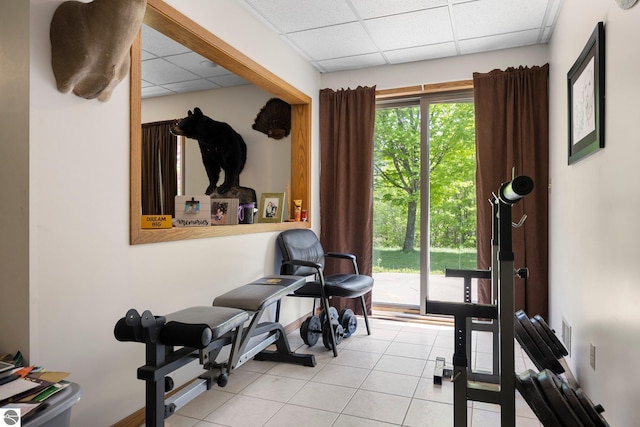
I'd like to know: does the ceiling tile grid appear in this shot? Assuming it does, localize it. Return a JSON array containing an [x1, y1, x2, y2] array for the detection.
[[141, 0, 563, 98], [141, 25, 248, 99], [241, 0, 563, 73]]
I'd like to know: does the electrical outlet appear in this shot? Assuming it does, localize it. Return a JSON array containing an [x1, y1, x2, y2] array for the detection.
[[590, 343, 596, 370], [562, 318, 572, 356]]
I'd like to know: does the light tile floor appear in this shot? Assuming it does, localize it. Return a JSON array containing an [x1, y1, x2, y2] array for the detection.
[[165, 317, 542, 427]]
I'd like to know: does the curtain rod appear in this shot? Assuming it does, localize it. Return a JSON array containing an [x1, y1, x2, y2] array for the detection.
[[376, 79, 473, 100]]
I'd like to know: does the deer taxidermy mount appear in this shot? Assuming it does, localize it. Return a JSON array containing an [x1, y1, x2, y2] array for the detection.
[[50, 0, 147, 102]]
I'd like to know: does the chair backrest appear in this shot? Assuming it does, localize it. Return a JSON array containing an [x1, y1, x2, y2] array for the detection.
[[277, 229, 325, 276]]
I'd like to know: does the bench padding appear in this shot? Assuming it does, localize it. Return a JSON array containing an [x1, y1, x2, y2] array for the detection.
[[213, 275, 305, 311], [163, 306, 248, 344], [114, 306, 248, 349]]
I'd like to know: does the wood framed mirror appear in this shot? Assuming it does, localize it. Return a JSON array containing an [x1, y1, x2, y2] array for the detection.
[[130, 0, 311, 244]]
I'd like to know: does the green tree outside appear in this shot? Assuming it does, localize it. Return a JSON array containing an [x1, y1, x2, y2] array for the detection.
[[373, 102, 477, 272]]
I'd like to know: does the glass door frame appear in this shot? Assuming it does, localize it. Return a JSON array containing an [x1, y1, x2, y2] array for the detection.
[[419, 90, 475, 314], [372, 84, 475, 315]]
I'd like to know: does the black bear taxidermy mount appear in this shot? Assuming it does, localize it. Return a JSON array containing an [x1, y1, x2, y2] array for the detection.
[[171, 108, 247, 196]]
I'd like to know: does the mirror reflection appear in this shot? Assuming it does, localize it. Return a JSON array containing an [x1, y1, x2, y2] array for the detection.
[[139, 24, 291, 218], [141, 25, 248, 99]]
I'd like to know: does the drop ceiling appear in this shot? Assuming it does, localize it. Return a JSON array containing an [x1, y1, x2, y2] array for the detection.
[[142, 0, 563, 99]]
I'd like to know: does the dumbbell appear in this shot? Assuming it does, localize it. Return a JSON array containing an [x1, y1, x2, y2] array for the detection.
[[300, 307, 345, 349], [514, 310, 566, 374], [516, 368, 609, 427]]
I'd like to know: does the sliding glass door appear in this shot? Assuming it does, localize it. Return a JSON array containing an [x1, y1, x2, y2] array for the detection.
[[372, 90, 477, 314]]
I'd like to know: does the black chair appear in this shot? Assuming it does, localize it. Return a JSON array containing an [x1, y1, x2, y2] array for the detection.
[[276, 229, 373, 356]]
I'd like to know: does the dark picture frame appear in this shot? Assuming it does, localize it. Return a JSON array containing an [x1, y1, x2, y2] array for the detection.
[[567, 21, 605, 165]]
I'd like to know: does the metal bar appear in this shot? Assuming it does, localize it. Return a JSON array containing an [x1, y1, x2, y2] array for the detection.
[[498, 199, 516, 427], [165, 378, 208, 414]]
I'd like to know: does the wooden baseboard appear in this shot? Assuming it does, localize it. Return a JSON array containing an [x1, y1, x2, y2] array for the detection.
[[112, 405, 145, 427], [112, 314, 310, 427]]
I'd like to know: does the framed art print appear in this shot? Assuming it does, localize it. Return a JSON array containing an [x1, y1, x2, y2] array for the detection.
[[567, 22, 605, 165]]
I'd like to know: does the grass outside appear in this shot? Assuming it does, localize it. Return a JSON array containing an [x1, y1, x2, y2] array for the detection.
[[373, 247, 477, 274]]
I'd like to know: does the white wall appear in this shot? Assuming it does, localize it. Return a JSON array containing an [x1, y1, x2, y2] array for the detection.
[[3, 1, 320, 426], [548, 1, 640, 426], [321, 44, 549, 90]]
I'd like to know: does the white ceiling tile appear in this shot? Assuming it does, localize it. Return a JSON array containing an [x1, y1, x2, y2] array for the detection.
[[317, 53, 387, 73], [364, 8, 454, 51], [244, 0, 357, 33], [384, 43, 458, 64], [286, 22, 378, 60], [349, 0, 448, 19], [162, 79, 221, 94], [453, 0, 549, 40], [459, 29, 540, 55], [141, 1, 564, 95], [141, 50, 156, 61], [141, 86, 175, 99], [163, 52, 233, 79], [142, 58, 200, 85], [142, 25, 190, 56], [208, 74, 250, 87]]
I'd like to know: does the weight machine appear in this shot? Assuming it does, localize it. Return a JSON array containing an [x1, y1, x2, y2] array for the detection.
[[426, 175, 534, 427]]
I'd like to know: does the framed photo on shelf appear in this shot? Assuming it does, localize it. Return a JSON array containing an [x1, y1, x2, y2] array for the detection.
[[211, 198, 239, 225], [258, 192, 285, 223], [567, 21, 605, 165]]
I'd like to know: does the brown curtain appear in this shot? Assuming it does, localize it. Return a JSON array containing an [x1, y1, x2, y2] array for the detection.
[[141, 120, 178, 216], [319, 86, 376, 315], [473, 65, 549, 319]]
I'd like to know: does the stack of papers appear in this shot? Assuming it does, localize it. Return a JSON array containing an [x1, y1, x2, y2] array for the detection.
[[0, 358, 72, 421]]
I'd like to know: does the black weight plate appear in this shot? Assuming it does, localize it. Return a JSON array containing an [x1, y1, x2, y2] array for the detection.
[[344, 314, 357, 336], [320, 306, 339, 325], [307, 316, 321, 346], [533, 314, 569, 357], [339, 309, 357, 337], [516, 311, 564, 374], [537, 369, 581, 427], [300, 316, 321, 346], [575, 388, 610, 427], [322, 321, 334, 349], [514, 313, 548, 372], [334, 323, 344, 345], [531, 316, 565, 359], [322, 322, 344, 349], [515, 369, 562, 427], [300, 317, 312, 346], [339, 308, 354, 319], [561, 382, 597, 427]]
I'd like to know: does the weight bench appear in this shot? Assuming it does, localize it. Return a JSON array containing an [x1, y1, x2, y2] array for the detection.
[[212, 275, 317, 370], [114, 275, 316, 427]]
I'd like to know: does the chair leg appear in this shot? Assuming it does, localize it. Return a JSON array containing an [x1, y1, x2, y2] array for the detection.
[[360, 295, 371, 335], [322, 297, 338, 357]]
